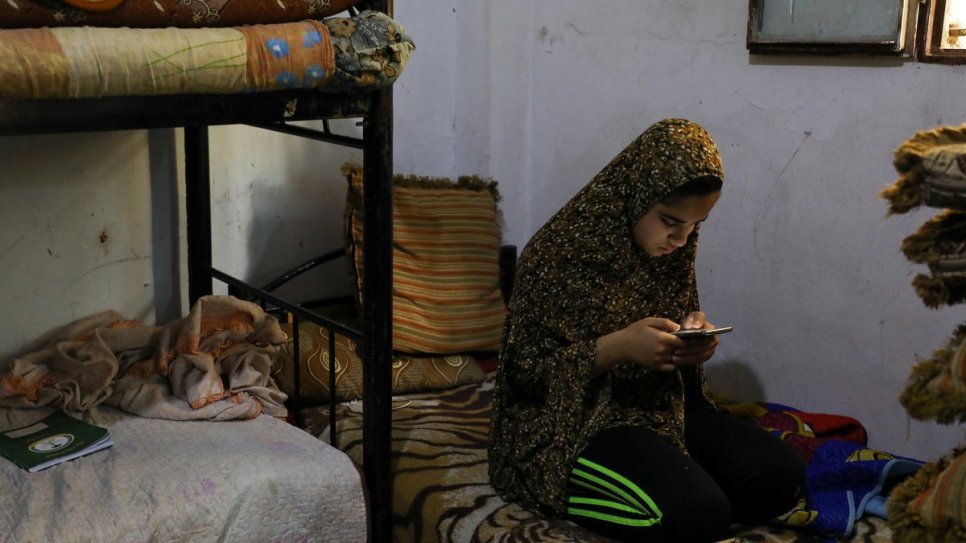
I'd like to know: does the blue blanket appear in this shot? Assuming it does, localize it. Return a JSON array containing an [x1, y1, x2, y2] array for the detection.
[[720, 401, 922, 539]]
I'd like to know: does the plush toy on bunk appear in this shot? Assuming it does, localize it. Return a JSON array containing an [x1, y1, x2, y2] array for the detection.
[[879, 123, 966, 543]]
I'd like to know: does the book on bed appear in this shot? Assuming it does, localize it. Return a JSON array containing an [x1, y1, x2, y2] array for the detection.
[[0, 411, 113, 472]]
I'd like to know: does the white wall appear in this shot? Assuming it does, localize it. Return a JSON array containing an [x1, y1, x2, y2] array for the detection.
[[206, 120, 361, 304], [0, 131, 158, 358], [393, 1, 965, 460], [0, 1, 962, 461], [0, 123, 360, 362]]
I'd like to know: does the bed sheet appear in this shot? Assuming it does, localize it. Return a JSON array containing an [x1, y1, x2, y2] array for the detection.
[[0, 405, 366, 543], [302, 377, 894, 543]]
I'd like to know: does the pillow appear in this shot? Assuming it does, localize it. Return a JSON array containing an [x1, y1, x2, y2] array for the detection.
[[342, 162, 506, 354], [271, 320, 487, 403], [0, 0, 363, 28]]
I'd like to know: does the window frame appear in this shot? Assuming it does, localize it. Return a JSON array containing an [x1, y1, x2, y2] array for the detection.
[[916, 0, 966, 63], [746, 0, 909, 55]]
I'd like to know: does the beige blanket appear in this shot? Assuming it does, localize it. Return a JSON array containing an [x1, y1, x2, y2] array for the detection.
[[0, 295, 288, 420]]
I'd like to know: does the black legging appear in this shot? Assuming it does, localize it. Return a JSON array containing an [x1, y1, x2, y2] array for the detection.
[[564, 409, 805, 543]]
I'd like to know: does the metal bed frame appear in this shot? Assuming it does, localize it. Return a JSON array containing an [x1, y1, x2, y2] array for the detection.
[[0, 2, 396, 539]]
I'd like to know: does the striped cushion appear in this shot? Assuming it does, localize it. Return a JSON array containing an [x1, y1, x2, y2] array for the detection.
[[343, 163, 506, 354]]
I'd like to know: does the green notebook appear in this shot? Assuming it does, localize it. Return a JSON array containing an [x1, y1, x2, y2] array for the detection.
[[0, 411, 113, 472]]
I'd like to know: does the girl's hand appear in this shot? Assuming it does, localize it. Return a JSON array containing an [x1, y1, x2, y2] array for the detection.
[[596, 317, 685, 373], [672, 311, 719, 366]]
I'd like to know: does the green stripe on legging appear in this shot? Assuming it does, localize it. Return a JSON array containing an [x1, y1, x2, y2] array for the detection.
[[566, 506, 662, 527], [568, 457, 663, 523], [568, 496, 652, 515]]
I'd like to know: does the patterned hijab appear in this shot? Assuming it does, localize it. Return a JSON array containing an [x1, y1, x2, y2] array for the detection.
[[520, 118, 723, 332], [489, 118, 724, 517]]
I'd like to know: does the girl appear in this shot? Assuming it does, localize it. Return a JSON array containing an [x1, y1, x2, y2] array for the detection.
[[488, 118, 804, 542]]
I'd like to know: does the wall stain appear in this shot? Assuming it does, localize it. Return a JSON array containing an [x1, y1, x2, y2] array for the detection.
[[0, 236, 25, 263], [64, 255, 152, 289], [540, 22, 588, 52], [752, 131, 812, 264]]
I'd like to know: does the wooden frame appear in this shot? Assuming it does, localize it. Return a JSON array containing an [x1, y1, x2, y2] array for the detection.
[[747, 0, 909, 54], [916, 0, 966, 63]]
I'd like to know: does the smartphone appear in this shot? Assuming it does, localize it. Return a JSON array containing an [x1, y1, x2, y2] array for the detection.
[[671, 326, 733, 339]]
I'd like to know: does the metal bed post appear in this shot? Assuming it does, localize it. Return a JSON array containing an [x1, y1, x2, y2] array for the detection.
[[361, 0, 394, 527], [362, 83, 393, 542], [184, 125, 213, 305]]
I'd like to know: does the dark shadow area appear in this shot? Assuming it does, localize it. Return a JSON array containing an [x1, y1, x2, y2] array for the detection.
[[705, 358, 767, 402]]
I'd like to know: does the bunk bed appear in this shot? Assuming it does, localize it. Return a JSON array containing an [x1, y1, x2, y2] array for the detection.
[[0, 1, 405, 541]]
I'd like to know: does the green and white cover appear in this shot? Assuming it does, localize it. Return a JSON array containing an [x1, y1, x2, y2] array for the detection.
[[0, 411, 112, 472]]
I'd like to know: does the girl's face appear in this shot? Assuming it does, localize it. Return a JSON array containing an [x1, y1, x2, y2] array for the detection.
[[632, 192, 720, 257]]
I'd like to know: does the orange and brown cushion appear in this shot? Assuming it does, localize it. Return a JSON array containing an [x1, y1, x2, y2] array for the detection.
[[271, 320, 487, 402], [342, 162, 507, 354]]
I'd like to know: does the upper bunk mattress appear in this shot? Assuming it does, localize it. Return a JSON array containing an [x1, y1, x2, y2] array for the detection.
[[0, 9, 413, 99]]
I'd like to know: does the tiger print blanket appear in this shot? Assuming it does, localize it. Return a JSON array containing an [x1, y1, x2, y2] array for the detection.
[[301, 377, 893, 543]]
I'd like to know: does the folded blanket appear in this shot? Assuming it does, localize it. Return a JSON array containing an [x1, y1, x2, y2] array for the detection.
[[881, 125, 966, 214], [882, 126, 966, 307], [719, 400, 923, 539], [901, 211, 966, 267], [900, 323, 966, 424], [888, 447, 966, 543], [0, 295, 287, 421], [899, 211, 966, 308]]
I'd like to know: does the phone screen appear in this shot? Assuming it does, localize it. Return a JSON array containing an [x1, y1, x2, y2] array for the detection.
[[672, 326, 733, 338]]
